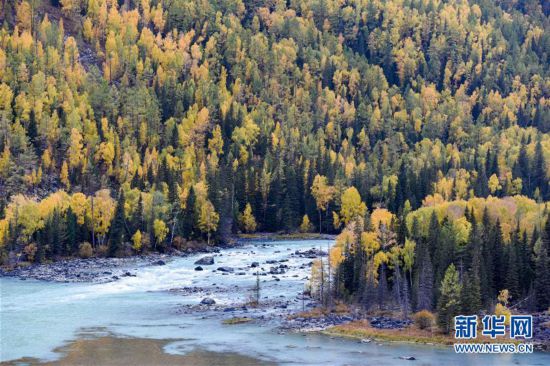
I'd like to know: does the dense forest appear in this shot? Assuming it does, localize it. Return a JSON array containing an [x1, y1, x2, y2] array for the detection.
[[0, 0, 549, 316]]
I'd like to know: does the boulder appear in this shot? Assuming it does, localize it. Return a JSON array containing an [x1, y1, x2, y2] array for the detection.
[[200, 297, 216, 305], [153, 260, 166, 266], [194, 266, 204, 271], [194, 256, 215, 265], [398, 356, 416, 361], [250, 262, 259, 268], [217, 266, 234, 272]]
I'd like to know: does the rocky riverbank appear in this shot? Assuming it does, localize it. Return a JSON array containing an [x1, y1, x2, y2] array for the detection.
[[534, 314, 550, 351], [0, 247, 221, 283]]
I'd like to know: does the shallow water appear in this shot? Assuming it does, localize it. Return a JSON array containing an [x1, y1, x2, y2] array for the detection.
[[1, 239, 549, 365]]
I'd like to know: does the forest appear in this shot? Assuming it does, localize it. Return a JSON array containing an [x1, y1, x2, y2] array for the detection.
[[0, 0, 549, 318]]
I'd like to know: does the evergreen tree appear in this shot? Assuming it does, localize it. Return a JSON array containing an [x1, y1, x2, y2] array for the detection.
[[461, 248, 482, 314], [437, 264, 462, 334], [491, 219, 506, 294], [415, 237, 434, 311], [533, 140, 547, 200], [66, 207, 78, 254], [109, 191, 126, 257], [505, 229, 521, 301], [534, 219, 550, 310], [180, 187, 197, 238]]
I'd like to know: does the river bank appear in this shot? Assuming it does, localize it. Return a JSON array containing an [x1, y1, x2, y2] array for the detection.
[[0, 246, 222, 283], [319, 314, 550, 352], [0, 233, 334, 283]]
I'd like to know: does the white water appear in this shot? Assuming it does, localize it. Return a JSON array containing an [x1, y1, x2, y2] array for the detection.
[[1, 239, 549, 365]]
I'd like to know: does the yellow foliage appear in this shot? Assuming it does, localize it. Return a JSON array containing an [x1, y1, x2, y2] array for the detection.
[[68, 128, 84, 169], [70, 193, 88, 225], [361, 231, 380, 256], [239, 203, 257, 233], [299, 214, 313, 233], [198, 199, 219, 243], [373, 251, 389, 281], [60, 161, 70, 189], [370, 208, 395, 232], [488, 174, 502, 194], [153, 219, 168, 244], [87, 190, 116, 243], [132, 230, 142, 252], [311, 174, 335, 213], [339, 187, 367, 225], [407, 196, 543, 243], [0, 146, 11, 178]]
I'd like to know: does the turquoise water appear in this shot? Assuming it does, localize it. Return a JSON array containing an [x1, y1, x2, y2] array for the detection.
[[1, 239, 549, 365]]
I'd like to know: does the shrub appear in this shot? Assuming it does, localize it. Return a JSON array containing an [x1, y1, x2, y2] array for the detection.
[[78, 242, 93, 258], [96, 244, 109, 257], [172, 236, 186, 250], [414, 310, 435, 330], [23, 243, 38, 262]]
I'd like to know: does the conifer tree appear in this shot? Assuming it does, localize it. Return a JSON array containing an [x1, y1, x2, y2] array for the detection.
[[437, 264, 462, 334], [506, 229, 521, 301], [415, 237, 434, 311], [461, 250, 482, 314], [109, 191, 126, 257], [534, 219, 550, 310]]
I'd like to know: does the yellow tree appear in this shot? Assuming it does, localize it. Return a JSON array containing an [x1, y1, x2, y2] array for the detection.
[[60, 0, 81, 17], [198, 199, 219, 245], [153, 219, 168, 247], [338, 187, 367, 226], [132, 230, 142, 252], [60, 161, 70, 189], [16, 1, 32, 31], [86, 189, 115, 246], [300, 214, 313, 233], [311, 174, 335, 233], [68, 128, 84, 170], [239, 203, 257, 233]]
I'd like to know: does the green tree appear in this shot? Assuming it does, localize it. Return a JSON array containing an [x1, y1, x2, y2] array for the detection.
[[109, 191, 126, 257], [534, 219, 550, 311], [437, 264, 462, 334]]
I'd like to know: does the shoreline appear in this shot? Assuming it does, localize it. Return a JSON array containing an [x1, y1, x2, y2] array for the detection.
[[0, 243, 226, 283], [0, 235, 334, 283], [319, 317, 550, 352]]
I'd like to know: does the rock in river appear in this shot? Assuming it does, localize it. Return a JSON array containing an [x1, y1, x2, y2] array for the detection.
[[194, 256, 215, 265], [153, 260, 166, 266], [194, 266, 203, 271], [217, 266, 234, 273], [398, 356, 416, 361], [200, 297, 216, 305]]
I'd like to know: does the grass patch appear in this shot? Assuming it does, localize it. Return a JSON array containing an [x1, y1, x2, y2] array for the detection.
[[223, 317, 253, 325], [288, 304, 350, 320], [324, 320, 452, 345], [324, 320, 524, 346]]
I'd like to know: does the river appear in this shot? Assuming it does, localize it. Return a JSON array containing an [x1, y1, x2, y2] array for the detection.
[[1, 239, 549, 365]]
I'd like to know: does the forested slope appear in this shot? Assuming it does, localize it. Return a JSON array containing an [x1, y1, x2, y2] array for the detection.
[[0, 1, 549, 310]]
